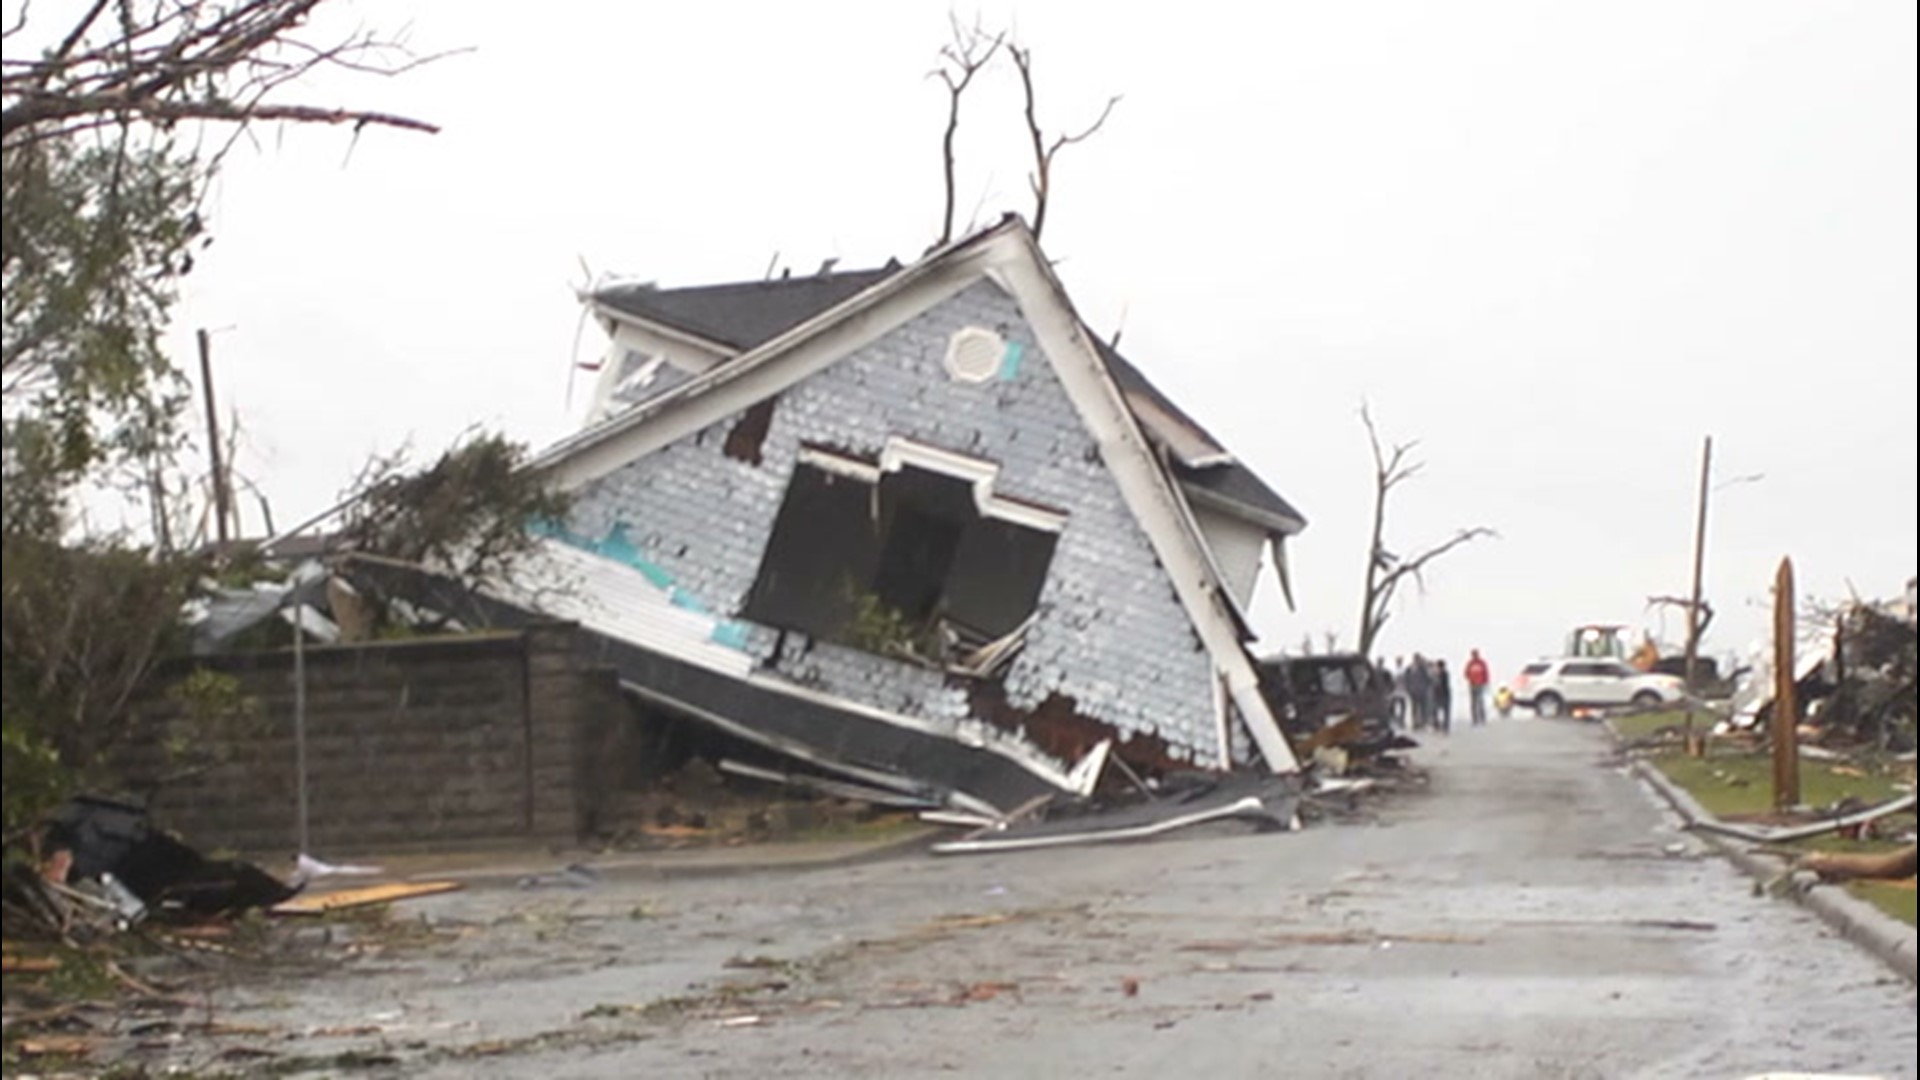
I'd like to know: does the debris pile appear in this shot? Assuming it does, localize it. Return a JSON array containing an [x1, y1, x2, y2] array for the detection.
[[928, 772, 1301, 855], [4, 796, 299, 943], [1727, 588, 1917, 753]]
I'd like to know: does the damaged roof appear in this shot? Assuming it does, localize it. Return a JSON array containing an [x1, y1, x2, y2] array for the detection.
[[589, 263, 1303, 537], [594, 265, 901, 351], [1096, 341, 1305, 535]]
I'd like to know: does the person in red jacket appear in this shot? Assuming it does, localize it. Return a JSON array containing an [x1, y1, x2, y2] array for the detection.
[[1465, 649, 1492, 726]]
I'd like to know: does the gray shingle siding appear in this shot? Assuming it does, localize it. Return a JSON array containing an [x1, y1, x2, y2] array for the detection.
[[567, 279, 1222, 767]]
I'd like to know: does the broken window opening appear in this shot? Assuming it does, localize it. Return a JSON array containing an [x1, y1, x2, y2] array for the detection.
[[744, 446, 1062, 670]]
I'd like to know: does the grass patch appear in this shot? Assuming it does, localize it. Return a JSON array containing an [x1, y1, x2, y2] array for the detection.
[[783, 813, 927, 845], [1627, 730, 1918, 928], [1611, 709, 1713, 744], [1849, 880, 1918, 926], [1648, 750, 1909, 819]]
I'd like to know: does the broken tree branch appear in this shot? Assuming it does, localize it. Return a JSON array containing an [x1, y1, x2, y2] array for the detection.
[[1009, 42, 1119, 242], [1, 0, 446, 150], [1647, 594, 1714, 660], [1793, 844, 1917, 884], [930, 13, 1002, 247]]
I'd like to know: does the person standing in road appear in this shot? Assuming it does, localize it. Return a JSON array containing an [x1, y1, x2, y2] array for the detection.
[[1374, 659, 1401, 729], [1434, 659, 1453, 733], [1465, 648, 1491, 726], [1405, 654, 1433, 731]]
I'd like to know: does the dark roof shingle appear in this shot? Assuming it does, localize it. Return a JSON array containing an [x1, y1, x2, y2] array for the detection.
[[593, 266, 900, 350]]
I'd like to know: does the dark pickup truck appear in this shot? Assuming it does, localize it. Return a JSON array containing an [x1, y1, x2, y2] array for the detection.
[[1254, 653, 1398, 751]]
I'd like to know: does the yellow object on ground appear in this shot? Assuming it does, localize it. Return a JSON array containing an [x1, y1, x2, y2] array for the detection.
[[272, 880, 463, 915]]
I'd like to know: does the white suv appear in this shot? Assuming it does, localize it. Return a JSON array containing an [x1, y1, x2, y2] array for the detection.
[[1510, 658, 1685, 717]]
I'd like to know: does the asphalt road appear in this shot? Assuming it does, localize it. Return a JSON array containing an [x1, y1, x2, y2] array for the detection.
[[204, 717, 1915, 1079]]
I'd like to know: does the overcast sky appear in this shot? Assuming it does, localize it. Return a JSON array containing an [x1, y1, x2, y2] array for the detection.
[[146, 0, 1915, 679]]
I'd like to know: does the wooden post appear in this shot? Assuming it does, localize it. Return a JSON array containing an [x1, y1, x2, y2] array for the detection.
[[1772, 557, 1800, 811], [1681, 436, 1711, 757]]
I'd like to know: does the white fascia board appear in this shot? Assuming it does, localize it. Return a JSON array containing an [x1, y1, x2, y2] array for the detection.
[[797, 445, 882, 483], [980, 229, 1299, 774], [606, 321, 731, 375], [800, 440, 1067, 533], [978, 497, 1068, 534], [880, 438, 998, 486], [1124, 390, 1231, 468]]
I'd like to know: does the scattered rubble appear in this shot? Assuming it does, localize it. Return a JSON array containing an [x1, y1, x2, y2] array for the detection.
[[1726, 588, 1917, 753], [8, 796, 299, 939], [930, 773, 1300, 855]]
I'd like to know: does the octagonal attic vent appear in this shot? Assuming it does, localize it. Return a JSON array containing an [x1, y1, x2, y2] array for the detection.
[[945, 326, 1005, 384]]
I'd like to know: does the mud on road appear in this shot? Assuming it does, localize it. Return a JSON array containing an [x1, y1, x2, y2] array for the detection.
[[26, 719, 1919, 1079]]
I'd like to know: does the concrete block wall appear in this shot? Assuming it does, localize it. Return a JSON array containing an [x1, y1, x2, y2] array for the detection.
[[569, 279, 1222, 767], [117, 628, 617, 855]]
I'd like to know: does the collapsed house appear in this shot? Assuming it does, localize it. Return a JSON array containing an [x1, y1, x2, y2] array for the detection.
[[371, 216, 1306, 819], [1728, 582, 1919, 752]]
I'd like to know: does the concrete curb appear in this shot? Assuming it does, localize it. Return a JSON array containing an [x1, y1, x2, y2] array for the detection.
[[1621, 747, 1917, 984]]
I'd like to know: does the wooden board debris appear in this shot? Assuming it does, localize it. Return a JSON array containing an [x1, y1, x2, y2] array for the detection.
[[271, 880, 463, 915], [1, 953, 61, 973], [15, 1035, 94, 1058]]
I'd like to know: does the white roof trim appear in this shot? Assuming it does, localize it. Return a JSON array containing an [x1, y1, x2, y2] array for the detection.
[[1124, 389, 1231, 468], [795, 440, 1069, 534], [796, 445, 882, 483], [879, 437, 1069, 533]]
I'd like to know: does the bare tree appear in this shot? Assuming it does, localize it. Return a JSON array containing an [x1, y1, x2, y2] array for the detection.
[[931, 14, 1002, 247], [1, 0, 444, 149], [1008, 43, 1119, 242], [1646, 594, 1713, 662], [1356, 404, 1494, 658]]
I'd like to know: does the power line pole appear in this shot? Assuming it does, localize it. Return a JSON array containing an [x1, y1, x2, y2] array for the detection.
[[1681, 435, 1711, 754], [197, 328, 232, 545]]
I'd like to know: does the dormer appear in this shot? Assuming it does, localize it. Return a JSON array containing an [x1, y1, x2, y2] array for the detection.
[[579, 263, 903, 423]]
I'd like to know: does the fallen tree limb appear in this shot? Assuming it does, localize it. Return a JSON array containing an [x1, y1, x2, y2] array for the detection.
[[1795, 844, 1917, 884]]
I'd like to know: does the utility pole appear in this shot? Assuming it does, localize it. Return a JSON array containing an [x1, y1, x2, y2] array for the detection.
[[1681, 435, 1711, 754], [197, 328, 232, 545]]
